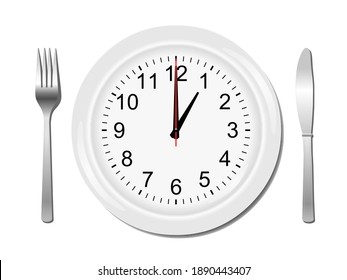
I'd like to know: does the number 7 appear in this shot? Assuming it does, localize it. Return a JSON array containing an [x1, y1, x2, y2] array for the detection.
[[142, 171, 153, 187]]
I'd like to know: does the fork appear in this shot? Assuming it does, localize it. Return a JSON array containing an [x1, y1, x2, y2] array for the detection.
[[36, 49, 61, 223]]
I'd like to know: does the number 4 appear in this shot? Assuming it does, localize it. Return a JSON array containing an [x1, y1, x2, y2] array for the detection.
[[219, 150, 230, 166]]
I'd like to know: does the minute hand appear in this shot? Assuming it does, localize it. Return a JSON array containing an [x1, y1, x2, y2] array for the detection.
[[170, 92, 199, 138]]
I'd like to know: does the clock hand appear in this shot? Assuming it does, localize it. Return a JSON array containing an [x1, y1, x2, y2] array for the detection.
[[170, 91, 200, 138], [172, 56, 179, 146]]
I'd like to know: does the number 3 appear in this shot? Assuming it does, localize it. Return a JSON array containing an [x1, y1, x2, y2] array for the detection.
[[227, 122, 238, 138]]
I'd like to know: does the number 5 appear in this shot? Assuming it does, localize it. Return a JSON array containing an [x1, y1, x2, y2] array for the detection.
[[199, 171, 210, 187]]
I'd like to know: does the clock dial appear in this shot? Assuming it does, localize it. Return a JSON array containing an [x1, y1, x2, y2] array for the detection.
[[94, 48, 257, 216], [73, 26, 282, 235]]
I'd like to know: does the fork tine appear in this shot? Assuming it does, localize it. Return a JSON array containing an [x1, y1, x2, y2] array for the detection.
[[43, 49, 48, 87], [36, 49, 42, 87], [47, 49, 53, 88], [52, 49, 60, 88]]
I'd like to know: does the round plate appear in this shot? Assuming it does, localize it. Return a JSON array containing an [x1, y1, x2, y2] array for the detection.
[[72, 26, 282, 236]]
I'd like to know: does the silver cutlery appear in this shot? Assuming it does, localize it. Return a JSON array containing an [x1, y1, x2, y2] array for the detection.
[[296, 48, 315, 223], [35, 49, 61, 223]]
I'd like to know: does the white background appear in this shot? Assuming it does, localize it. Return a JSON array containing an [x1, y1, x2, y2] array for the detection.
[[0, 0, 346, 279]]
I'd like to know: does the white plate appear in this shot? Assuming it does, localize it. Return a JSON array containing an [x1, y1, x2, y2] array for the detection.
[[72, 26, 282, 236]]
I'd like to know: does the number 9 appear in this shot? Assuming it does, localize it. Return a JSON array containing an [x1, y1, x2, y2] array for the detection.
[[114, 122, 125, 138]]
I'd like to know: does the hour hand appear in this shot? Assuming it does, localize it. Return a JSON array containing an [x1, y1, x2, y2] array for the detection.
[[170, 92, 199, 138]]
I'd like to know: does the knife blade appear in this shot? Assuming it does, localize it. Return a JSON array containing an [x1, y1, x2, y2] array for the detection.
[[296, 48, 315, 223]]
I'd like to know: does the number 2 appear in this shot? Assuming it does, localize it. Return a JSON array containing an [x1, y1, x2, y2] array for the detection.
[[220, 93, 230, 110]]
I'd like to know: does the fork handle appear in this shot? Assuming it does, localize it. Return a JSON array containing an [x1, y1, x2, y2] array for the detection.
[[42, 113, 54, 223], [302, 135, 315, 223]]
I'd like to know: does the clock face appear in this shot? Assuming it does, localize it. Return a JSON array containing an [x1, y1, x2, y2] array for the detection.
[[73, 26, 282, 235]]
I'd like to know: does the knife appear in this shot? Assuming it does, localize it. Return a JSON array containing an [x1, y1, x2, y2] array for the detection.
[[296, 48, 315, 223]]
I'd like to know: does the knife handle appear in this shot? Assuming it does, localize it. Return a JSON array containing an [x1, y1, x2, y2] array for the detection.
[[302, 135, 315, 223]]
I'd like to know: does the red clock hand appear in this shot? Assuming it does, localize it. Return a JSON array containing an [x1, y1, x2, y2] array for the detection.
[[172, 56, 179, 147]]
